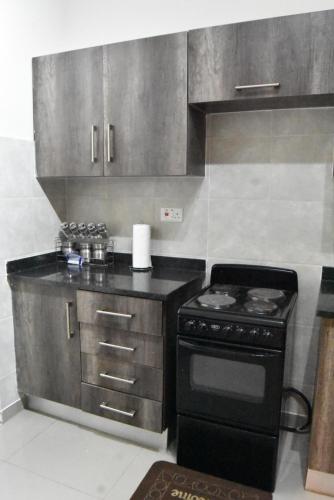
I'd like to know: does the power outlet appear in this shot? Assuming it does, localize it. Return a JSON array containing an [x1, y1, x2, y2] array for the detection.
[[160, 207, 183, 222]]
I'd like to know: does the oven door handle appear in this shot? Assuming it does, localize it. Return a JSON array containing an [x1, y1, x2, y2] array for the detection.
[[178, 338, 279, 359]]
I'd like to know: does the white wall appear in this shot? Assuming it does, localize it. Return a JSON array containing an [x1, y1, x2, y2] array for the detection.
[[2, 0, 334, 139]]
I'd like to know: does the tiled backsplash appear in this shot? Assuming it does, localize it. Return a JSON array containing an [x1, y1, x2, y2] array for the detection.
[[65, 107, 334, 411]]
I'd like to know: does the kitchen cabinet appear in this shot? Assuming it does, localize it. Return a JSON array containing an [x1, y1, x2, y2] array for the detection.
[[188, 10, 334, 111], [11, 281, 81, 408], [33, 47, 104, 177], [33, 33, 205, 178], [77, 289, 165, 432]]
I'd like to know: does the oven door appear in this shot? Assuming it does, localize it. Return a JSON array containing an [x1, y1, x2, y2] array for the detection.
[[177, 336, 284, 434]]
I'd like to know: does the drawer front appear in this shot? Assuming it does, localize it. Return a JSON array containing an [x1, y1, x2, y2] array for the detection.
[[80, 325, 163, 369], [81, 383, 163, 432], [77, 290, 163, 336], [81, 353, 163, 401]]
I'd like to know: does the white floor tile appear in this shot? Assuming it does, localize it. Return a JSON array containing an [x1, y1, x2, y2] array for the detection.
[[274, 461, 332, 499], [9, 419, 142, 498], [105, 446, 176, 500], [0, 409, 55, 460], [0, 460, 96, 500]]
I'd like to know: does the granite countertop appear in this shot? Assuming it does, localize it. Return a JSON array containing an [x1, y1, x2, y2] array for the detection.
[[7, 253, 205, 301], [317, 267, 334, 318]]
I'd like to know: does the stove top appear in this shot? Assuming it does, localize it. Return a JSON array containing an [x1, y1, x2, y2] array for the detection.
[[178, 264, 298, 349], [184, 283, 294, 323]]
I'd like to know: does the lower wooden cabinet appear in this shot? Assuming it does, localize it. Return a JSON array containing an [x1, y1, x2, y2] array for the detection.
[[81, 383, 163, 432], [80, 324, 163, 368], [81, 353, 163, 401], [11, 281, 81, 408]]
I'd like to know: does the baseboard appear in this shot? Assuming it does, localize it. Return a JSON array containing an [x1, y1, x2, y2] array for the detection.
[[0, 398, 23, 423], [27, 396, 168, 450], [306, 468, 334, 496]]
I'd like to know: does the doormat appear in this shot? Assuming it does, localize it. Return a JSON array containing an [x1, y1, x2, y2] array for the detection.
[[130, 460, 272, 499]]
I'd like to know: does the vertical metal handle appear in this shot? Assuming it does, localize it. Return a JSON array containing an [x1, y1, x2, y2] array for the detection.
[[107, 124, 114, 162], [91, 125, 97, 163], [65, 302, 74, 339]]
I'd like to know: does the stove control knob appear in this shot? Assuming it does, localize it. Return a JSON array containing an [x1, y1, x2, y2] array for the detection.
[[222, 324, 233, 334], [250, 328, 260, 336], [199, 321, 208, 331], [263, 329, 273, 338], [184, 320, 196, 331], [235, 326, 245, 335], [210, 324, 221, 331]]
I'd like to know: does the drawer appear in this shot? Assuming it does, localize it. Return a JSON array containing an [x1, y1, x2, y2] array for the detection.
[[80, 324, 163, 369], [81, 353, 163, 401], [81, 383, 163, 432], [77, 290, 163, 336]]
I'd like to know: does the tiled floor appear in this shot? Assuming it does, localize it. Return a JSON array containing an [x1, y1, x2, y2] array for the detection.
[[0, 410, 330, 500]]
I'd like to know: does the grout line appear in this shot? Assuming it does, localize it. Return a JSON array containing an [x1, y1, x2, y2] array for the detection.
[[4, 418, 57, 463], [1, 459, 99, 499], [102, 446, 143, 499]]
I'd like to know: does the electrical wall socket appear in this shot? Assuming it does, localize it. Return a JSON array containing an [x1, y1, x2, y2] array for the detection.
[[160, 207, 183, 222]]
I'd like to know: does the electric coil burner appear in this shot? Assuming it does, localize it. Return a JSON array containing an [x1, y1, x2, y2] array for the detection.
[[176, 264, 298, 492]]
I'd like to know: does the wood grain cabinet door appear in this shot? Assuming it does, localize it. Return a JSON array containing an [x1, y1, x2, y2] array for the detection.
[[103, 32, 189, 176], [12, 281, 81, 408], [188, 18, 275, 103], [189, 11, 334, 104], [272, 11, 334, 98], [33, 46, 104, 177]]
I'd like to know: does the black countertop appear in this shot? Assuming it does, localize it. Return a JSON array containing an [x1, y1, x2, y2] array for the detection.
[[7, 253, 205, 301], [317, 267, 334, 318]]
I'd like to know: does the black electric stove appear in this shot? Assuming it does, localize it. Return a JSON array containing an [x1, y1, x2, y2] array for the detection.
[[176, 264, 298, 492], [178, 265, 297, 349]]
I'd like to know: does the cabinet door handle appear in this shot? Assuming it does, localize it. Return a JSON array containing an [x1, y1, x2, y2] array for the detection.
[[99, 341, 136, 352], [100, 402, 136, 418], [96, 309, 135, 319], [65, 302, 74, 339], [107, 123, 114, 162], [235, 82, 280, 90], [91, 125, 97, 163], [99, 372, 137, 385]]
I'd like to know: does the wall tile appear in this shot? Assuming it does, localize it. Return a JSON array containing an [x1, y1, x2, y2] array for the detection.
[[0, 137, 41, 199], [151, 197, 208, 258], [209, 163, 271, 200], [208, 136, 271, 164], [152, 177, 208, 200], [0, 372, 19, 408], [0, 317, 16, 379], [272, 108, 334, 136], [66, 177, 156, 200], [285, 323, 320, 388], [265, 201, 334, 265], [208, 199, 269, 260], [207, 110, 272, 138], [270, 163, 332, 202], [0, 275, 12, 320], [271, 135, 334, 163]]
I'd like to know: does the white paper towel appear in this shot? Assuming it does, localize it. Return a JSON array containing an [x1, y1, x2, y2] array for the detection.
[[132, 224, 152, 270]]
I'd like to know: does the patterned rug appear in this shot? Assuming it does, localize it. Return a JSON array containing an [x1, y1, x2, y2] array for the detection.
[[130, 461, 272, 500]]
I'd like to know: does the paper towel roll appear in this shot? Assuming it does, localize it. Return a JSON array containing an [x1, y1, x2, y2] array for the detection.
[[132, 224, 152, 270]]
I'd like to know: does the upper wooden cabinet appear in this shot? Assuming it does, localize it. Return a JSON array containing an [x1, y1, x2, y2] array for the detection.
[[33, 47, 104, 177], [188, 10, 334, 110], [33, 32, 205, 178]]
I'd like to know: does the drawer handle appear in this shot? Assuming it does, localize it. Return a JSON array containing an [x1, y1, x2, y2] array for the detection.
[[100, 402, 136, 418], [99, 372, 137, 385], [99, 341, 136, 352], [235, 82, 280, 90], [96, 309, 135, 319]]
